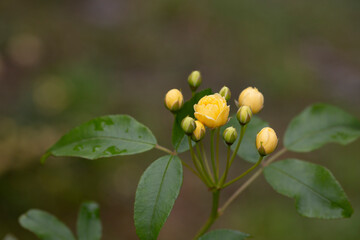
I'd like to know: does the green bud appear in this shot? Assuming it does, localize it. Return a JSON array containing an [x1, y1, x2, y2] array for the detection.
[[181, 116, 196, 135], [219, 86, 231, 101], [223, 126, 238, 145], [187, 70, 202, 91], [237, 106, 252, 125]]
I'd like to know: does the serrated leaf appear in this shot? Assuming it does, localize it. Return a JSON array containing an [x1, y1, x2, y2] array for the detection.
[[264, 159, 353, 219], [77, 201, 102, 240], [19, 209, 76, 240], [199, 229, 250, 240], [172, 89, 212, 153], [221, 115, 268, 163], [134, 155, 183, 240], [284, 103, 360, 152], [42, 115, 157, 162]]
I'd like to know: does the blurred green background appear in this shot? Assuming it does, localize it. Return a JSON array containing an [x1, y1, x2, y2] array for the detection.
[[1, 0, 360, 239]]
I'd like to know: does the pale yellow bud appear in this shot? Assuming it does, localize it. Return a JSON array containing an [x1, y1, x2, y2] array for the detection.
[[236, 106, 252, 125], [192, 121, 206, 142], [187, 70, 202, 91], [238, 87, 264, 114], [223, 126, 238, 145], [181, 116, 196, 135], [256, 127, 278, 156], [219, 86, 231, 101], [165, 89, 184, 112]]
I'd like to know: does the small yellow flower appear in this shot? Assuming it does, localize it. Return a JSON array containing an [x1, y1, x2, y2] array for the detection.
[[256, 127, 278, 156], [238, 87, 264, 114], [165, 89, 184, 112], [192, 121, 206, 142], [194, 93, 230, 128]]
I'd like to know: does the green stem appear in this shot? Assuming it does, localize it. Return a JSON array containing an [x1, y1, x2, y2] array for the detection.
[[218, 146, 231, 187], [215, 128, 220, 180], [201, 142, 214, 182], [181, 160, 201, 178], [229, 125, 247, 167], [210, 129, 218, 183], [188, 137, 212, 187], [155, 144, 176, 155], [222, 155, 264, 188], [219, 148, 287, 214], [197, 143, 214, 186], [194, 190, 220, 239]]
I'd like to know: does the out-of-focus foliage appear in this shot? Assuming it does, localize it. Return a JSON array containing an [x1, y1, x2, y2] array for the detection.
[[0, 0, 360, 239]]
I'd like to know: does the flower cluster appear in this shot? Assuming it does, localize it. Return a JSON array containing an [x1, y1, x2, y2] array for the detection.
[[164, 71, 278, 157]]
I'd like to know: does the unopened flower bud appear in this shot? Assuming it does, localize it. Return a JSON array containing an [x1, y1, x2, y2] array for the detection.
[[192, 121, 206, 142], [219, 86, 231, 101], [236, 106, 252, 125], [181, 116, 196, 135], [187, 70, 202, 91], [238, 87, 264, 114], [165, 89, 184, 112], [223, 127, 238, 145], [256, 127, 278, 156]]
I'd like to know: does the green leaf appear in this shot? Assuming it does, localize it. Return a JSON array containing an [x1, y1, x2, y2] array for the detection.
[[264, 159, 353, 219], [284, 103, 360, 152], [42, 115, 157, 162], [77, 201, 102, 240], [19, 209, 76, 240], [199, 229, 250, 240], [172, 89, 212, 153], [222, 115, 268, 163], [134, 155, 183, 240]]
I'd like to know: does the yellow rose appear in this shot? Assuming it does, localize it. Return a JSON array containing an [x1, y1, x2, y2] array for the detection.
[[238, 87, 264, 114], [192, 120, 206, 142], [256, 127, 278, 156], [165, 89, 184, 112], [194, 93, 230, 128]]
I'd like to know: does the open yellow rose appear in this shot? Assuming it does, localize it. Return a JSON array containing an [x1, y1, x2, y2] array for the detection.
[[194, 93, 230, 128]]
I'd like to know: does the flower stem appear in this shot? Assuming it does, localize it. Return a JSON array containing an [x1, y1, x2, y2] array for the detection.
[[218, 146, 231, 187], [215, 128, 220, 180], [197, 143, 214, 185], [201, 142, 214, 182], [188, 137, 212, 187], [218, 148, 287, 215], [222, 156, 264, 188], [229, 125, 247, 167], [193, 190, 220, 239], [210, 129, 218, 183], [181, 160, 201, 178]]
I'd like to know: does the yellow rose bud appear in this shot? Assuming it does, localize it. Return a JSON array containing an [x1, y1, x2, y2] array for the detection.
[[223, 127, 237, 145], [238, 87, 264, 114], [181, 116, 196, 135], [219, 86, 231, 101], [194, 93, 230, 128], [256, 127, 278, 156], [236, 106, 252, 125], [165, 89, 184, 112], [187, 70, 202, 91], [192, 120, 206, 142]]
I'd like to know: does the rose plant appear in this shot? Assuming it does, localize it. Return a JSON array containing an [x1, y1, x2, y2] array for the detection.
[[19, 71, 360, 240]]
